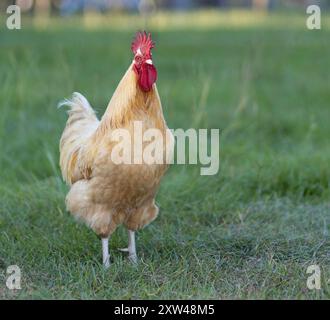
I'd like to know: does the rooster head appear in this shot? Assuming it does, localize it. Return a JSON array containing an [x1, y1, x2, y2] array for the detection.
[[131, 31, 157, 92]]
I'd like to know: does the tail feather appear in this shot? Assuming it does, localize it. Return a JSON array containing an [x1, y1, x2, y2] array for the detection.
[[59, 92, 99, 185], [58, 92, 96, 120]]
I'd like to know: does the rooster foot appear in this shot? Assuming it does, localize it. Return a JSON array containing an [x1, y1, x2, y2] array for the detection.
[[129, 253, 138, 264], [118, 230, 137, 264], [118, 247, 138, 264]]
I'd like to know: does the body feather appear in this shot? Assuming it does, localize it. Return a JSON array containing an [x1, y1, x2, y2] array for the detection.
[[59, 65, 174, 237]]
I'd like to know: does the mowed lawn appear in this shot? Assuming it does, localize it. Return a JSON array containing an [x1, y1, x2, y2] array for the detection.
[[0, 11, 329, 299]]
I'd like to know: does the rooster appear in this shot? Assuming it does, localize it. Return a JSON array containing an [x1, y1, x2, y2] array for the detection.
[[59, 32, 174, 268]]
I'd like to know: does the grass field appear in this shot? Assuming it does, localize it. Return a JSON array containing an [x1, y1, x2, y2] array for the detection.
[[0, 10, 329, 299]]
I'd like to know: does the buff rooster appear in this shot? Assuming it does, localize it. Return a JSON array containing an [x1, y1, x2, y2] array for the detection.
[[59, 32, 174, 268]]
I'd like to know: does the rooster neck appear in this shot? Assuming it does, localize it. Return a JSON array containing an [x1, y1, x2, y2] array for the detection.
[[97, 64, 164, 135]]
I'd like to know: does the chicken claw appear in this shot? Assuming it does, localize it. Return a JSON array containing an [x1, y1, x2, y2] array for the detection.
[[118, 230, 137, 264]]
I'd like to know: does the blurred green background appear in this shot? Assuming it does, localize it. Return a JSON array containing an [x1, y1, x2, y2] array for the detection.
[[0, 1, 329, 299]]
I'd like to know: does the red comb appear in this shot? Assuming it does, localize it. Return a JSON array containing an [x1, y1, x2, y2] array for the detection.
[[131, 31, 155, 56]]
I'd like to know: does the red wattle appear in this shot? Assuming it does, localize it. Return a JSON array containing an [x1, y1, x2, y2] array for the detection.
[[138, 64, 157, 92]]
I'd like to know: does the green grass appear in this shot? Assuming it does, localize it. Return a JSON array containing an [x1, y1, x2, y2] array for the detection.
[[0, 10, 330, 299]]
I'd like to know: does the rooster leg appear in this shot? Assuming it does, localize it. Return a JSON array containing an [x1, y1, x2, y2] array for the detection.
[[128, 230, 137, 263], [102, 238, 110, 269], [118, 230, 137, 263]]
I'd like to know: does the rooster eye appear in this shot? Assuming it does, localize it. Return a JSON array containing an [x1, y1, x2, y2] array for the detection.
[[135, 55, 143, 64]]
